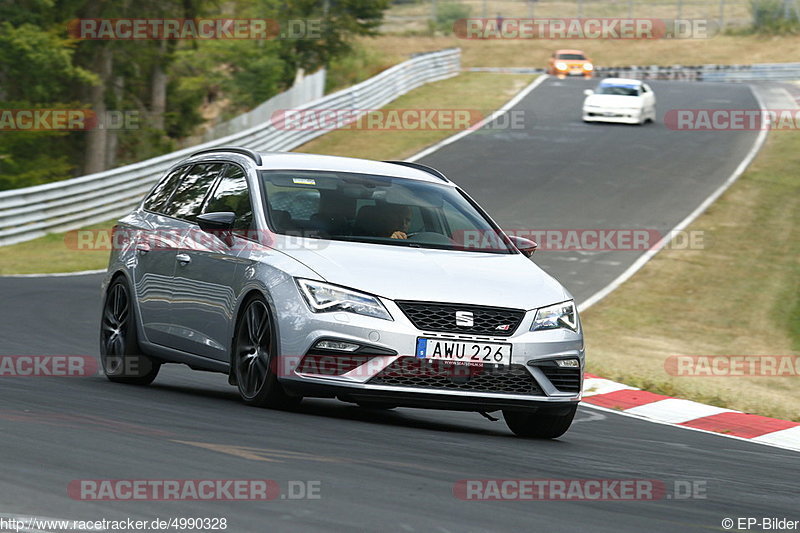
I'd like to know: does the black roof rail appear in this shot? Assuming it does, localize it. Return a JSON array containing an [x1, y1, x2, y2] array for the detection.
[[190, 146, 262, 165], [383, 160, 449, 182]]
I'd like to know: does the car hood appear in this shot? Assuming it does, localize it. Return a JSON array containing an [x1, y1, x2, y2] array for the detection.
[[585, 94, 643, 108], [277, 238, 571, 310]]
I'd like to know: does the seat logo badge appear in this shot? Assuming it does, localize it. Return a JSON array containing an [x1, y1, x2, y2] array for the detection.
[[495, 324, 511, 331], [455, 311, 474, 327]]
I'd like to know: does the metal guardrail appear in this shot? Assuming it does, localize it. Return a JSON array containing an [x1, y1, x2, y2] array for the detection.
[[0, 48, 461, 247], [467, 62, 800, 82], [596, 63, 800, 81]]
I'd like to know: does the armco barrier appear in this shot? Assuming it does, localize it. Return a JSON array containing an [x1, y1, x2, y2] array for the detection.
[[467, 62, 800, 81], [0, 48, 461, 247], [596, 63, 800, 81]]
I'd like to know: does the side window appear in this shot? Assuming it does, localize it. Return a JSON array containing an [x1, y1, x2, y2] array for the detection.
[[163, 163, 225, 220], [269, 188, 320, 221], [203, 164, 253, 235], [143, 166, 187, 214]]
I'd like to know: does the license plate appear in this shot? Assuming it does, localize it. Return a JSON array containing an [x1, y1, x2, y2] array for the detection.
[[416, 338, 511, 366]]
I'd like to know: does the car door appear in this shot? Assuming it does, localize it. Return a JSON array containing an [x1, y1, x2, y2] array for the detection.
[[145, 161, 226, 349], [168, 163, 255, 360], [133, 165, 190, 347]]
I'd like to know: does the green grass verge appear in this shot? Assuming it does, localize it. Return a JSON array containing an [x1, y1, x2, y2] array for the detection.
[[0, 220, 114, 275], [297, 71, 533, 160], [0, 72, 534, 275], [582, 129, 800, 421]]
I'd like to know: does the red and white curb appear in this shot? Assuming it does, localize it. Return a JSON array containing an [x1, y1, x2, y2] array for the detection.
[[582, 373, 800, 452]]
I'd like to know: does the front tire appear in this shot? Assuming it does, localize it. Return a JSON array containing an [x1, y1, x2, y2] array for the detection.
[[233, 295, 301, 409], [503, 405, 578, 439], [100, 277, 160, 385]]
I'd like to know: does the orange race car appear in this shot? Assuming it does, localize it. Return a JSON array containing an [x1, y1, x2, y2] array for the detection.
[[547, 49, 594, 79]]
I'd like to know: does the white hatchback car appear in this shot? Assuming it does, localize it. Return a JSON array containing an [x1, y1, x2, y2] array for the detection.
[[582, 78, 656, 125]]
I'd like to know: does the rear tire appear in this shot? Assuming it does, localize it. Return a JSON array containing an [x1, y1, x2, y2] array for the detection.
[[233, 295, 301, 410], [100, 277, 160, 385], [503, 405, 578, 439]]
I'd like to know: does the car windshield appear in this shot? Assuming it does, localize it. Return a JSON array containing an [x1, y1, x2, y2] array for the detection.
[[596, 84, 640, 96], [557, 53, 586, 60], [259, 170, 514, 253]]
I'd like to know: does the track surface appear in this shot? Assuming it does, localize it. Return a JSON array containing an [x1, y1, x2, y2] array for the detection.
[[1, 78, 796, 532]]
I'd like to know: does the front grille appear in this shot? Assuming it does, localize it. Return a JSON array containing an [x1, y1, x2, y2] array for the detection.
[[396, 301, 525, 337], [536, 363, 582, 393], [369, 357, 543, 395]]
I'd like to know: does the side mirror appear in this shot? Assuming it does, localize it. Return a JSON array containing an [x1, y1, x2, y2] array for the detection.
[[196, 212, 236, 246], [584, 89, 594, 96], [507, 235, 538, 258]]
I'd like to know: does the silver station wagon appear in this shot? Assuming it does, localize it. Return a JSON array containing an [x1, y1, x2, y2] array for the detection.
[[100, 147, 584, 438]]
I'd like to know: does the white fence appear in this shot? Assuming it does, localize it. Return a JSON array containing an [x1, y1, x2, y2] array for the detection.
[[0, 48, 461, 246], [187, 69, 327, 145]]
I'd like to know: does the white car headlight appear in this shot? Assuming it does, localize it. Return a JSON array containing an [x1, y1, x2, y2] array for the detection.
[[555, 62, 568, 70], [297, 279, 392, 321], [584, 63, 594, 71], [531, 300, 579, 332]]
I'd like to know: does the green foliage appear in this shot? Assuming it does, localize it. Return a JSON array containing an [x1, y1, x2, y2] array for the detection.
[[0, 130, 75, 190], [325, 42, 390, 93], [0, 0, 391, 191], [435, 3, 471, 35], [276, 0, 390, 84], [749, 0, 800, 33], [0, 20, 94, 189], [0, 22, 95, 102]]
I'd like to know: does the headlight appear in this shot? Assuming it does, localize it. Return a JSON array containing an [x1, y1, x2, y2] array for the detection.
[[584, 63, 594, 71], [296, 279, 392, 321], [555, 62, 568, 70], [531, 300, 579, 332]]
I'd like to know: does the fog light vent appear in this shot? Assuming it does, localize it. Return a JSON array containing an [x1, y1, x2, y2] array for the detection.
[[555, 359, 580, 368], [314, 340, 359, 352]]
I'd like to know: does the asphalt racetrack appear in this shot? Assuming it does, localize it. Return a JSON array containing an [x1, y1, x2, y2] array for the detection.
[[1, 77, 795, 532]]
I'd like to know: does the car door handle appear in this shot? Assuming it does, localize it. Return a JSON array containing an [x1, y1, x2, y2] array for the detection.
[[176, 253, 191, 265]]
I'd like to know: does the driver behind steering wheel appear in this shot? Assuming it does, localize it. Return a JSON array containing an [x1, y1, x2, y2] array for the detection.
[[388, 205, 412, 240]]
